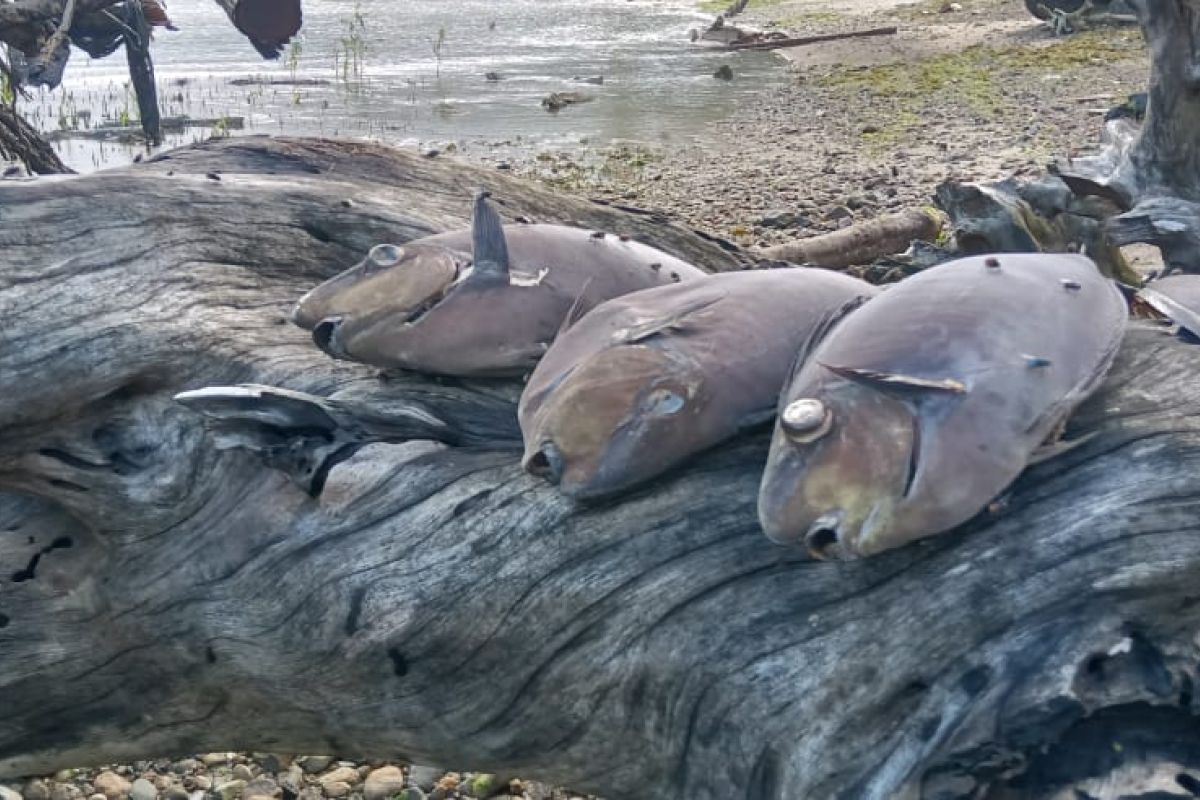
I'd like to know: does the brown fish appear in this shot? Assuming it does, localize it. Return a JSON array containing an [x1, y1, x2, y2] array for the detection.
[[292, 191, 707, 377], [758, 252, 1127, 560], [518, 268, 878, 500]]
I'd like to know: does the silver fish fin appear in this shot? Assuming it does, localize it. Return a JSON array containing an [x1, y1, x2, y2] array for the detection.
[[736, 406, 777, 433], [783, 294, 873, 389], [821, 364, 968, 395], [614, 291, 724, 345], [558, 277, 595, 337], [470, 189, 510, 281]]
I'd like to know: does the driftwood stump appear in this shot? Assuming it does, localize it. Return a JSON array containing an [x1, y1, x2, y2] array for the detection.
[[1, 135, 1200, 799]]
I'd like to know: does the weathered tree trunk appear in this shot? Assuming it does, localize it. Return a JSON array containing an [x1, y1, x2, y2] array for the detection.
[[0, 102, 70, 173], [1, 136, 1199, 800], [122, 0, 160, 146], [1053, 0, 1200, 272]]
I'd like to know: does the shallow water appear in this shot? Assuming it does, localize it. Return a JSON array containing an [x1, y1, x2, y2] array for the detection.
[[23, 0, 788, 172]]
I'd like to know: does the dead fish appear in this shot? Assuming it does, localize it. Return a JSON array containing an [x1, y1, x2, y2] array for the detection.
[[292, 191, 707, 377], [1135, 274, 1200, 341], [758, 252, 1127, 560], [518, 268, 878, 500]]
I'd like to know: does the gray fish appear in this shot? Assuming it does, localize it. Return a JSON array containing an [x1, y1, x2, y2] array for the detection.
[[518, 268, 878, 500], [758, 252, 1127, 560], [1136, 274, 1200, 340], [292, 192, 707, 377]]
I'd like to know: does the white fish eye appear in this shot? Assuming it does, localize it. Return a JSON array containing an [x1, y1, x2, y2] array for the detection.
[[781, 398, 832, 443], [367, 244, 404, 268]]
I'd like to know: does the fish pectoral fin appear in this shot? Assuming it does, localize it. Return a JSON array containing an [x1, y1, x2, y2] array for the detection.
[[613, 291, 725, 345], [784, 294, 873, 384], [1030, 431, 1098, 465], [821, 364, 968, 395], [557, 277, 596, 337], [736, 406, 777, 433], [470, 189, 511, 282]]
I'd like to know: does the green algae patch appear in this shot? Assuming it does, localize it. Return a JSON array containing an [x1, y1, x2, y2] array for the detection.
[[814, 26, 1146, 137]]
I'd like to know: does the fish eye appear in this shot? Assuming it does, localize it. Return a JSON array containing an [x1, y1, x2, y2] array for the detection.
[[366, 244, 404, 268], [644, 388, 685, 416], [781, 398, 832, 443]]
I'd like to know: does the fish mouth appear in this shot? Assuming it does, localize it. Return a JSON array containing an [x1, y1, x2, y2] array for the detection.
[[312, 316, 346, 359], [804, 512, 845, 560], [524, 441, 565, 486]]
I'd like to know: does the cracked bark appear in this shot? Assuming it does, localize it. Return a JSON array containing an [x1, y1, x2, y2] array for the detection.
[[1, 136, 1200, 799]]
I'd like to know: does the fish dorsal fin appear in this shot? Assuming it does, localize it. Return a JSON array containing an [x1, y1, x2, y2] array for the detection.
[[783, 293, 873, 390], [821, 364, 968, 395], [557, 277, 596, 337], [612, 291, 724, 345], [470, 189, 511, 282]]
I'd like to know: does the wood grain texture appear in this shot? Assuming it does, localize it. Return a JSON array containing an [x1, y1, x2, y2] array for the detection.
[[1, 136, 1200, 799]]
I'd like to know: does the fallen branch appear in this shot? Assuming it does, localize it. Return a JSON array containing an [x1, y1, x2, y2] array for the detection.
[[725, 25, 898, 51], [756, 207, 942, 268]]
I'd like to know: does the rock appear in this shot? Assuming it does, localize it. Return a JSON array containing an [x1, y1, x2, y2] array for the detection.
[[241, 781, 277, 800], [22, 781, 50, 800], [230, 768, 254, 784], [50, 785, 82, 800], [317, 770, 357, 788], [52, 773, 76, 784], [296, 759, 333, 776], [162, 787, 188, 800], [94, 773, 132, 800], [484, 72, 503, 82], [318, 784, 349, 800], [172, 762, 199, 776], [180, 778, 208, 794], [361, 768, 404, 800], [129, 780, 156, 800], [406, 768, 442, 793], [295, 790, 321, 800], [276, 769, 303, 800], [213, 781, 245, 800], [462, 775, 495, 798], [200, 755, 232, 768], [758, 209, 805, 229], [1, 786, 22, 800], [87, 795, 107, 800], [245, 796, 276, 800], [395, 792, 424, 800], [713, 65, 734, 81], [541, 92, 593, 112]]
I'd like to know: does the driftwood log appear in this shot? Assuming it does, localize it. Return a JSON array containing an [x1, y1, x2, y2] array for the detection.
[[2, 135, 1200, 799]]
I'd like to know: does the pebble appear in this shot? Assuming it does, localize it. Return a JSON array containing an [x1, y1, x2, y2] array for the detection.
[[22, 781, 50, 800], [93, 773, 131, 800], [128, 780, 156, 800], [318, 784, 349, 800], [241, 780, 278, 799], [199, 755, 230, 769], [162, 787, 188, 800], [50, 786, 81, 800], [1, 787, 21, 800], [406, 768, 442, 793], [230, 767, 254, 783], [296, 759, 333, 776], [362, 768, 405, 800], [213, 781, 245, 800], [277, 769, 303, 800], [317, 769, 357, 788]]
